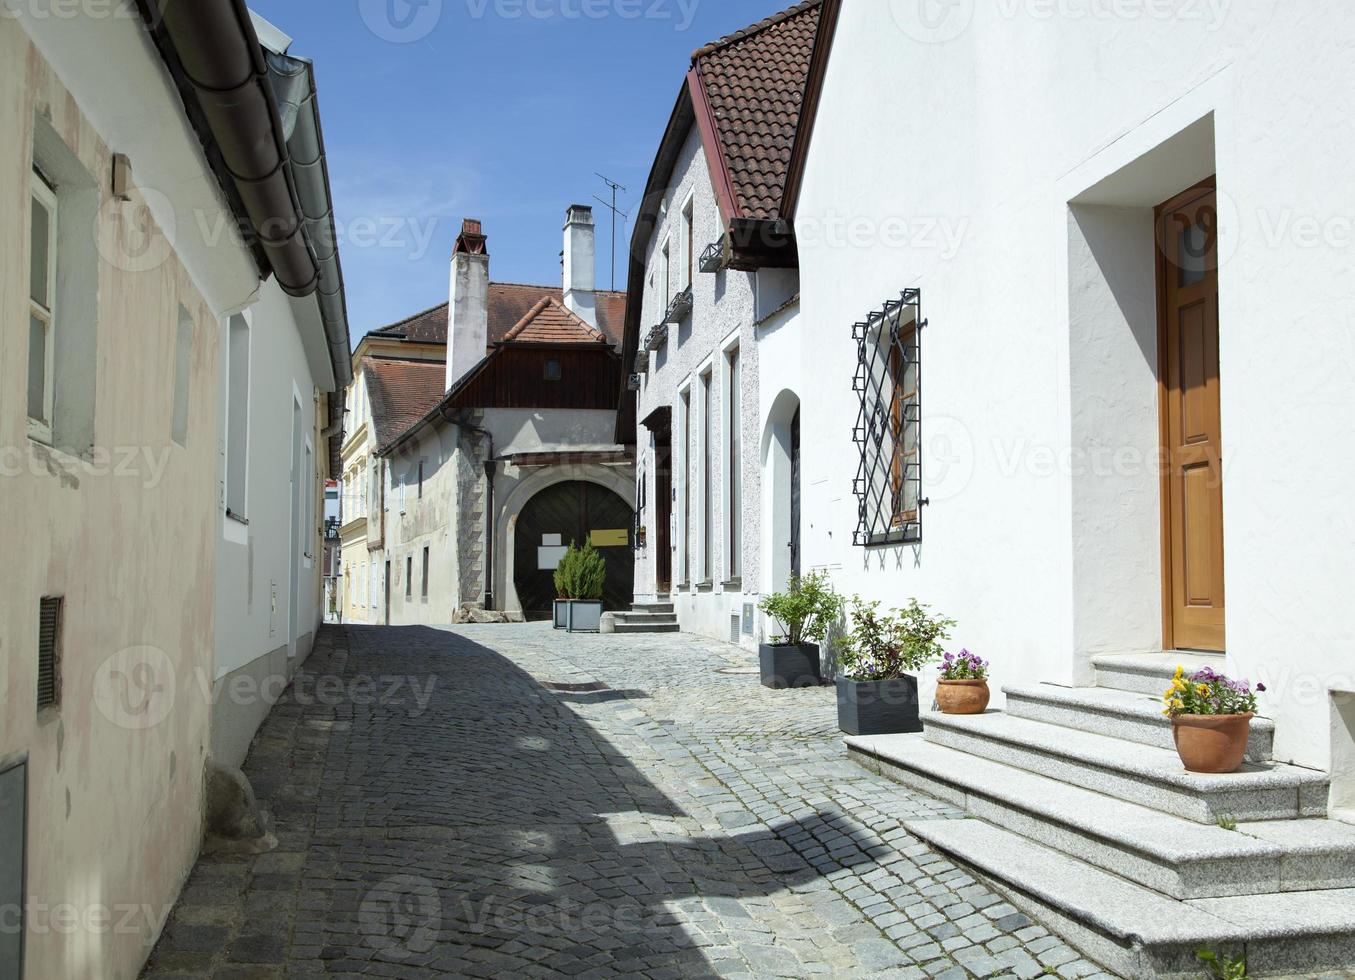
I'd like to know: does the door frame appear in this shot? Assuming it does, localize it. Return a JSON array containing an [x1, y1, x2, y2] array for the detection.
[[1155, 175, 1223, 652]]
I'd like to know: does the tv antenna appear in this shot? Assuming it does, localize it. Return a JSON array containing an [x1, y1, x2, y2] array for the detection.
[[594, 173, 629, 292]]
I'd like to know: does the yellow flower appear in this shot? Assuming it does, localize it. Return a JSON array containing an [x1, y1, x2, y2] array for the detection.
[[1196, 684, 1211, 697], [1172, 678, 1188, 693], [1174, 665, 1185, 680], [1169, 698, 1184, 711]]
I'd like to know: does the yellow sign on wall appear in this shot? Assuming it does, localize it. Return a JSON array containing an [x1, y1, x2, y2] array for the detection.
[[589, 529, 629, 548]]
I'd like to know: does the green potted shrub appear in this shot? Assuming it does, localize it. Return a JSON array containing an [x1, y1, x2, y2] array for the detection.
[[553, 541, 606, 632], [835, 598, 954, 735], [757, 572, 844, 689]]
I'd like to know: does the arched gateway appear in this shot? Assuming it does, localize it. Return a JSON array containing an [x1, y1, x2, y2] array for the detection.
[[512, 481, 635, 620]]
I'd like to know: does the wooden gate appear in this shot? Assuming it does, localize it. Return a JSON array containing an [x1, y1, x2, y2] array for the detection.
[[514, 481, 635, 620]]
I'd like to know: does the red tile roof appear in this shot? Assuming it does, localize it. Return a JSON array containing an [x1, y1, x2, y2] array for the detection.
[[363, 358, 446, 450], [692, 0, 826, 221], [368, 283, 626, 349], [501, 296, 609, 345]]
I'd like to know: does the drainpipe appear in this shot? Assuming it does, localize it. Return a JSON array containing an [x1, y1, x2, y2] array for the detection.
[[456, 415, 496, 612]]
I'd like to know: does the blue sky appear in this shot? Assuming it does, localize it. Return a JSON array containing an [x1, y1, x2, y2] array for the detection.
[[250, 0, 789, 341]]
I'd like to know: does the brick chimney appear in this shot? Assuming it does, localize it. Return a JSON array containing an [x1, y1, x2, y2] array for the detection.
[[446, 218, 489, 392], [562, 205, 597, 327]]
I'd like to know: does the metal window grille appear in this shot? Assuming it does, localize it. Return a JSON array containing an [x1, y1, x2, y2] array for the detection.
[[37, 597, 62, 709], [852, 288, 926, 547]]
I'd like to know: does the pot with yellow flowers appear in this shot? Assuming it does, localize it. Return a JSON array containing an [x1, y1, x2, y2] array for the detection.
[[1163, 666, 1266, 774]]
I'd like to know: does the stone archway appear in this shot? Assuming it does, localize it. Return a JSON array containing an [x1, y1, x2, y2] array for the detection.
[[497, 464, 636, 619]]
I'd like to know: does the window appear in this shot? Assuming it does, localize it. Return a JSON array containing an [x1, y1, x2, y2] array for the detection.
[[853, 289, 924, 546], [418, 460, 425, 499], [37, 596, 62, 710], [678, 385, 691, 586], [700, 369, 713, 583], [29, 117, 98, 456], [726, 345, 742, 580], [225, 315, 250, 519], [406, 556, 413, 599], [660, 239, 671, 308], [399, 470, 407, 514], [421, 546, 430, 599], [544, 359, 562, 382], [681, 196, 695, 290], [171, 306, 193, 446], [27, 170, 57, 442], [303, 442, 315, 559]]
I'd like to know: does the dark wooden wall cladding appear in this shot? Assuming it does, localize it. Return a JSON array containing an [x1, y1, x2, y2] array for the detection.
[[450, 346, 622, 411]]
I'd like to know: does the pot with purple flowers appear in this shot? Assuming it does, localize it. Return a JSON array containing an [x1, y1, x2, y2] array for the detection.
[[1163, 666, 1266, 774], [936, 650, 990, 715]]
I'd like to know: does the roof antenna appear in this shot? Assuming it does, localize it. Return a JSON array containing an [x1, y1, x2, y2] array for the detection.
[[593, 173, 629, 293]]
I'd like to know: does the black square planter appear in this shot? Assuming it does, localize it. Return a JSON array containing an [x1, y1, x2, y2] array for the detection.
[[836, 675, 922, 735], [759, 643, 821, 689]]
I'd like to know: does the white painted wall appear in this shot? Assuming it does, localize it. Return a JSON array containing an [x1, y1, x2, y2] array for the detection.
[[212, 276, 327, 767], [793, 1, 1355, 771], [632, 123, 765, 649]]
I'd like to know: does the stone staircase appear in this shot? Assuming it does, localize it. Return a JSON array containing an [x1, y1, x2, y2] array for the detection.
[[604, 599, 680, 635], [846, 651, 1355, 978]]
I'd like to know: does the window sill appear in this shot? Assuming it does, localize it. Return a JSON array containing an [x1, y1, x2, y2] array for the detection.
[[226, 512, 250, 527], [721, 578, 742, 591], [695, 580, 714, 593]]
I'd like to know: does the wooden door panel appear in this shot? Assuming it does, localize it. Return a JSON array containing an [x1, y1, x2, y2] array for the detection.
[[1159, 182, 1225, 651]]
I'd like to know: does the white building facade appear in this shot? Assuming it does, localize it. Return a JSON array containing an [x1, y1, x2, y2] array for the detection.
[[627, 7, 824, 648], [790, 0, 1355, 776]]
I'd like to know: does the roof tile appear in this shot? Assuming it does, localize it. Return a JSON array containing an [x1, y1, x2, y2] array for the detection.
[[368, 283, 626, 349], [694, 0, 825, 220], [363, 358, 446, 450]]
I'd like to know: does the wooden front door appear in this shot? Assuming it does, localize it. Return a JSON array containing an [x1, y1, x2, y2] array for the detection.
[[1158, 181, 1225, 651]]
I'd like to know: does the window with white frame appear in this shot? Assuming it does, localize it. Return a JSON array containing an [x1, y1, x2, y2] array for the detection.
[[725, 344, 742, 580], [27, 170, 57, 442], [700, 368, 713, 584], [303, 441, 315, 559], [678, 384, 691, 586], [681, 195, 695, 291], [225, 315, 250, 520], [659, 239, 671, 310]]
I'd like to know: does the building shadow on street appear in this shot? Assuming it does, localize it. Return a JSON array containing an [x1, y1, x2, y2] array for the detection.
[[172, 624, 879, 978]]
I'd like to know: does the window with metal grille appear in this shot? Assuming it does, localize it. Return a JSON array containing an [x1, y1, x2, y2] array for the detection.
[[37, 596, 62, 709], [853, 289, 926, 546]]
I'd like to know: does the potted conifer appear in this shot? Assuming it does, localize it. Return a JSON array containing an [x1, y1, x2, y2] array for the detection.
[[835, 598, 954, 735], [757, 572, 844, 689], [553, 541, 606, 633]]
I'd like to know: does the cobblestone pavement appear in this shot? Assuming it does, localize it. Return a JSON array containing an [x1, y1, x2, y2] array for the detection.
[[142, 624, 1116, 979]]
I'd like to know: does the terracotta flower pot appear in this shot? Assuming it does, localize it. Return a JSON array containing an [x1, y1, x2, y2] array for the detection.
[[1172, 713, 1253, 773], [936, 679, 990, 715]]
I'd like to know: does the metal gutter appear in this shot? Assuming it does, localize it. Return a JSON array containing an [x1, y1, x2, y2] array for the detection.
[[147, 0, 317, 296], [138, 1, 353, 470]]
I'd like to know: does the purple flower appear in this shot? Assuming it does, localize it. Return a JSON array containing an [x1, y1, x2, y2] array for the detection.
[[1257, 682, 1267, 693]]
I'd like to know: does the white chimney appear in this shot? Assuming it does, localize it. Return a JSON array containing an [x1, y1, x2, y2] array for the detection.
[[446, 218, 489, 392], [562, 204, 598, 327]]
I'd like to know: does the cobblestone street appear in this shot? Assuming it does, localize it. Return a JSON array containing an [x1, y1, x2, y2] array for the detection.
[[142, 624, 1113, 979]]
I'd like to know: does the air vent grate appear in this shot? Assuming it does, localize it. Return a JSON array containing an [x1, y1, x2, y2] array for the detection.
[[37, 596, 62, 709]]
